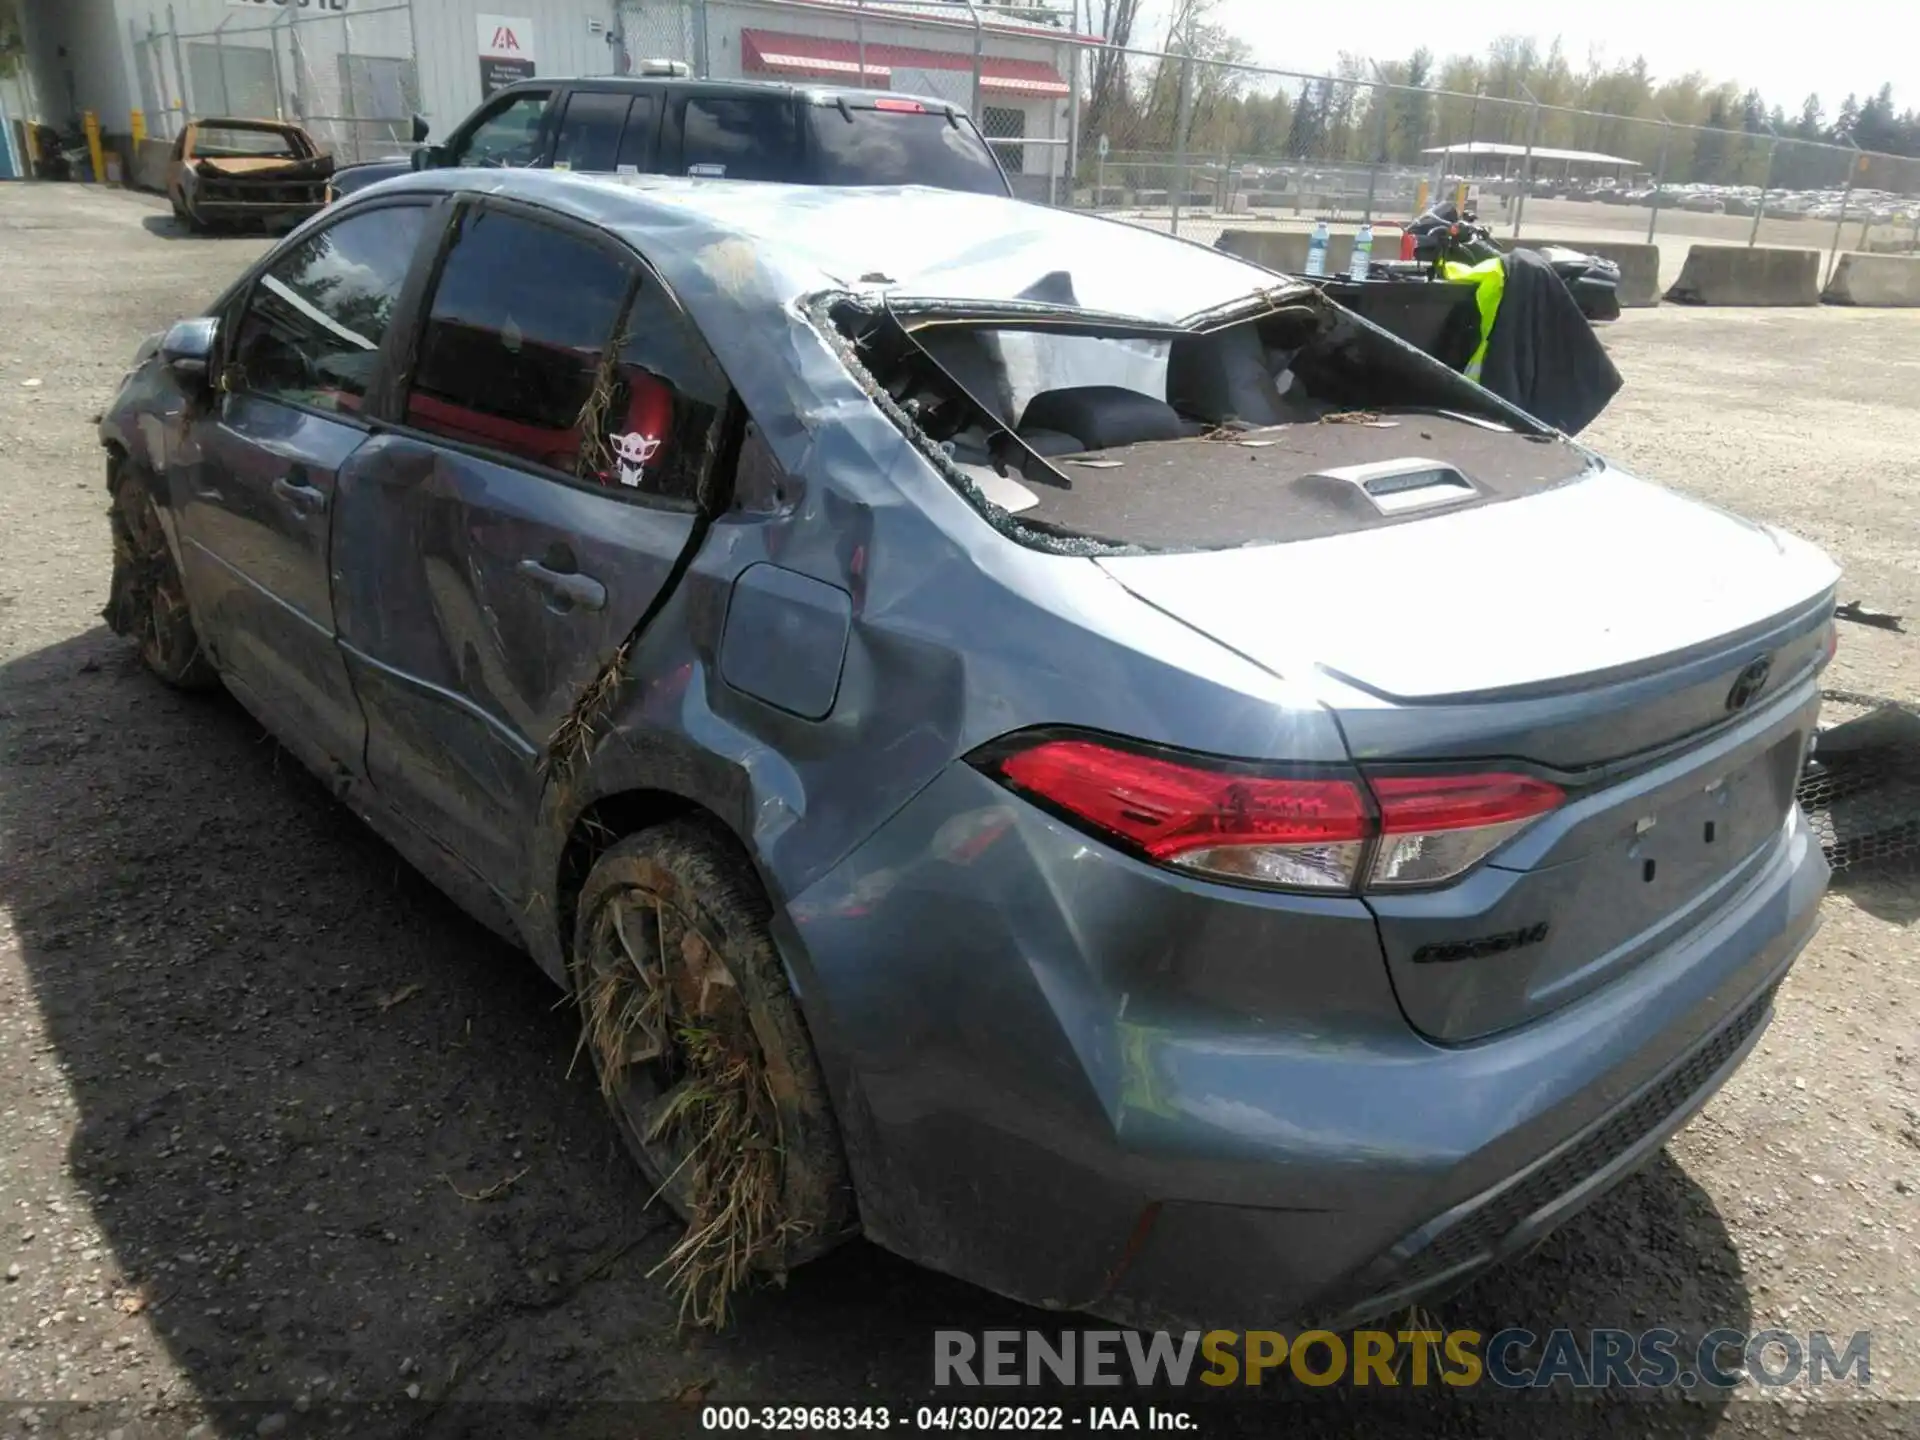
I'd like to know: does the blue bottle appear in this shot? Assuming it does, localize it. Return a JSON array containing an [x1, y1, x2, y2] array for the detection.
[[1304, 220, 1330, 277]]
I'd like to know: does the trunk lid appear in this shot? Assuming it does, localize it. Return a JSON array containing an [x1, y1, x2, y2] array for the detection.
[[1097, 464, 1838, 1040]]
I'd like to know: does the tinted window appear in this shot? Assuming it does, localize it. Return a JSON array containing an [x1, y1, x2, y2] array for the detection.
[[679, 95, 797, 181], [805, 107, 1008, 194], [455, 91, 551, 167], [407, 209, 629, 473], [553, 91, 631, 172], [229, 203, 429, 413], [616, 95, 659, 172]]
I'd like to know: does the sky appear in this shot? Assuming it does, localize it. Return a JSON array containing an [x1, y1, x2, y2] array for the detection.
[[1134, 0, 1917, 115]]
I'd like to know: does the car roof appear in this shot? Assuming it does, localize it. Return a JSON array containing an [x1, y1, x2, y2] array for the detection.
[[368, 168, 1296, 325], [494, 75, 957, 110], [187, 116, 307, 133]]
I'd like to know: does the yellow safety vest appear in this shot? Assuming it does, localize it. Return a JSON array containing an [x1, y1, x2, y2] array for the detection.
[[1442, 256, 1506, 383]]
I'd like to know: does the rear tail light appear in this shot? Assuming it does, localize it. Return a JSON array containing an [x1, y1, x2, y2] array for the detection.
[[984, 735, 1562, 893], [1367, 773, 1565, 888], [873, 98, 928, 113], [997, 740, 1370, 890]]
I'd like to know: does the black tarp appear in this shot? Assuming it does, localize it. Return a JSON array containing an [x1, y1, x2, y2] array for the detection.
[[1478, 247, 1622, 435]]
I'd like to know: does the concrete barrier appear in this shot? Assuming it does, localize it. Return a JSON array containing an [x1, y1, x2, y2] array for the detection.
[[1216, 227, 1405, 277], [1664, 245, 1820, 306], [131, 138, 172, 194], [1509, 236, 1662, 307], [1822, 252, 1920, 307]]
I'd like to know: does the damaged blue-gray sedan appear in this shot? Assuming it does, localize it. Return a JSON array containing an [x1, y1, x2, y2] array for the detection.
[[100, 170, 1838, 1331]]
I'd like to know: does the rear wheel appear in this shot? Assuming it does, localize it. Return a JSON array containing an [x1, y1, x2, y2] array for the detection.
[[104, 458, 219, 690], [571, 818, 854, 1326]]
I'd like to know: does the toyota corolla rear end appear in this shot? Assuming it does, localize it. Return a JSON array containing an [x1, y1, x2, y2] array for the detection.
[[777, 278, 1836, 1330]]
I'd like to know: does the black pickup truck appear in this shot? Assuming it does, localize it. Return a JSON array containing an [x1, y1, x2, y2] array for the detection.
[[331, 69, 1012, 201]]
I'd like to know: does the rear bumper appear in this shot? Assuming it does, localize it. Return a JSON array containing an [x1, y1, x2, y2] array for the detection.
[[188, 196, 326, 222], [1319, 955, 1786, 1325], [781, 764, 1827, 1328]]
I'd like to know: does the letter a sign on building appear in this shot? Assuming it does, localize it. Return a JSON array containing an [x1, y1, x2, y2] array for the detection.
[[477, 14, 537, 97]]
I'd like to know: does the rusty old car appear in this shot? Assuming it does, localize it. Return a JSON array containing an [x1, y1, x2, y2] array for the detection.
[[167, 117, 334, 233]]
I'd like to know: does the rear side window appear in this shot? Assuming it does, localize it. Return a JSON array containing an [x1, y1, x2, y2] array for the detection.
[[229, 203, 429, 413], [617, 95, 659, 171], [406, 206, 726, 496], [407, 209, 630, 472], [806, 106, 1007, 194], [553, 91, 631, 172], [679, 95, 797, 181], [611, 284, 729, 502]]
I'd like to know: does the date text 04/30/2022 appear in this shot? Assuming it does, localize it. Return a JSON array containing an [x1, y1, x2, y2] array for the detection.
[[700, 1406, 1195, 1431]]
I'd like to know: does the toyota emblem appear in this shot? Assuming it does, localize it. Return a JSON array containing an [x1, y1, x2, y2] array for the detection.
[[1725, 655, 1773, 712]]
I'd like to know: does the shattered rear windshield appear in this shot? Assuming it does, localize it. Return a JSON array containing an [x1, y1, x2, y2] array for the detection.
[[835, 301, 1574, 553]]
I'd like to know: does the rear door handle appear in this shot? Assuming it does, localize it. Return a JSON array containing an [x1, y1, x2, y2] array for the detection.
[[516, 558, 607, 612], [272, 475, 327, 515]]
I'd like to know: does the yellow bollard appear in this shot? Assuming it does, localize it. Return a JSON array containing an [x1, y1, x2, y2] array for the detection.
[[1414, 179, 1429, 216], [1454, 179, 1468, 211], [131, 110, 148, 147], [83, 110, 106, 183]]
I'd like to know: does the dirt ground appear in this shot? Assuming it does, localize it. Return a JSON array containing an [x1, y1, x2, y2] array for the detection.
[[1, 183, 1917, 1438]]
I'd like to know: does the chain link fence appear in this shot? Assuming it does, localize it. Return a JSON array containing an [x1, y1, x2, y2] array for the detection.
[[129, 3, 421, 165], [103, 0, 1920, 266], [1071, 47, 1920, 283]]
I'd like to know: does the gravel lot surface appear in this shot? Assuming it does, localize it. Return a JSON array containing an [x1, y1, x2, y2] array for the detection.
[[1, 183, 1915, 1438]]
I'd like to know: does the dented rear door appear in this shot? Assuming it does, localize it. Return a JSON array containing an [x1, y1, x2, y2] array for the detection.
[[333, 200, 730, 895]]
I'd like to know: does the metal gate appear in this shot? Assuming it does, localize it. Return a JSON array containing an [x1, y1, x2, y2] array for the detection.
[[129, 2, 421, 165]]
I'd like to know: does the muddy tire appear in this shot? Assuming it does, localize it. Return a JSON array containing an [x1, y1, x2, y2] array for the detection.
[[571, 817, 854, 1325], [104, 457, 220, 690]]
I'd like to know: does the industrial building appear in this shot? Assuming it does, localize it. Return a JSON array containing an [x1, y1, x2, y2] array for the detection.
[[7, 0, 1081, 193]]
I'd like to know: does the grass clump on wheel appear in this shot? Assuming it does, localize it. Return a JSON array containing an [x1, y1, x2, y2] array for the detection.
[[572, 817, 852, 1327], [103, 454, 219, 690]]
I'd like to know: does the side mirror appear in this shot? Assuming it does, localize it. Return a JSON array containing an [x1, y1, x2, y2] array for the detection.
[[160, 317, 218, 391], [410, 144, 446, 172], [410, 112, 431, 145]]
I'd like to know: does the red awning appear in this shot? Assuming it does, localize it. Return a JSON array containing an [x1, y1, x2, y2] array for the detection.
[[740, 29, 1069, 100]]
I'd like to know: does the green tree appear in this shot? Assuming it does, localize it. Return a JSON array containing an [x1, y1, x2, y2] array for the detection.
[[1691, 94, 1733, 182], [1853, 83, 1900, 153], [1286, 79, 1326, 159], [1830, 92, 1860, 144], [1390, 47, 1435, 163], [1794, 94, 1824, 140]]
